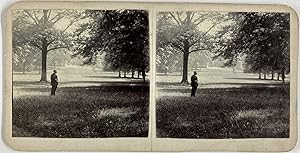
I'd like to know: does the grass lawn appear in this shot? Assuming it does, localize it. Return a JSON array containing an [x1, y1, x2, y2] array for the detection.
[[156, 68, 290, 138], [12, 67, 149, 138]]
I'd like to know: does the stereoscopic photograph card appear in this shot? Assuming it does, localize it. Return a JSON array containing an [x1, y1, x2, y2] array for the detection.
[[3, 0, 298, 152]]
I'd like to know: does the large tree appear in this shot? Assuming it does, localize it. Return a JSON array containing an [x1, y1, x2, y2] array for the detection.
[[215, 12, 290, 83], [74, 10, 149, 80], [157, 12, 231, 83], [12, 10, 81, 82]]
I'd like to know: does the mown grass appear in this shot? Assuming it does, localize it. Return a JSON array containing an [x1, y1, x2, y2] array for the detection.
[[156, 85, 289, 138], [13, 84, 149, 138]]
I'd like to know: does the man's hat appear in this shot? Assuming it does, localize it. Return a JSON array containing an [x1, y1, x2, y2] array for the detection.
[[53, 70, 57, 73]]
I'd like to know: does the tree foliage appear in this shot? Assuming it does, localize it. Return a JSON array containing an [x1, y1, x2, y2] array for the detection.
[[156, 46, 181, 74], [74, 10, 149, 79], [215, 12, 290, 82]]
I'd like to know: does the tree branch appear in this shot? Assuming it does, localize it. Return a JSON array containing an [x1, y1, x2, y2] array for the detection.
[[192, 13, 209, 26], [62, 17, 81, 33], [29, 41, 43, 51], [47, 39, 56, 46], [204, 17, 232, 36], [47, 46, 67, 52], [189, 48, 208, 54], [48, 15, 81, 46], [52, 15, 65, 25], [23, 10, 39, 25], [176, 12, 183, 25], [47, 10, 52, 20], [169, 12, 181, 26], [203, 21, 223, 36], [49, 10, 67, 23], [33, 11, 40, 24], [188, 38, 202, 48], [170, 42, 184, 52], [190, 12, 195, 21]]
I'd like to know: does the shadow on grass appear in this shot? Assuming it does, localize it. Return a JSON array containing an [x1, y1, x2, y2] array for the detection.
[[13, 72, 40, 75], [13, 85, 149, 138], [156, 73, 182, 76], [13, 81, 47, 85], [13, 80, 149, 88], [225, 77, 285, 81], [15, 83, 149, 96], [62, 80, 149, 85], [156, 86, 289, 139], [84, 75, 147, 80], [156, 81, 288, 88], [84, 75, 124, 79]]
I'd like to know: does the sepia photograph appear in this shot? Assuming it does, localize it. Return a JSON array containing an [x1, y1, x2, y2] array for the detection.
[[156, 11, 290, 138], [3, 1, 298, 152], [12, 9, 150, 138]]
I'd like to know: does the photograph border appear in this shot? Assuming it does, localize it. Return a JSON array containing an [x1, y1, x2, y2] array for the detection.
[[3, 1, 298, 152]]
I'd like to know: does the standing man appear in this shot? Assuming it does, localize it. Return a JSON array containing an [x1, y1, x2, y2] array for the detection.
[[51, 70, 58, 96], [191, 71, 198, 97]]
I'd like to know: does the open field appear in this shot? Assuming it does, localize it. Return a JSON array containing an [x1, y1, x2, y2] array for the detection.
[[156, 68, 290, 138], [13, 66, 149, 138]]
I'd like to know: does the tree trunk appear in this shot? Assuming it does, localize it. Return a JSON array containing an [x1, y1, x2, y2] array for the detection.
[[164, 67, 167, 75], [277, 73, 280, 80], [181, 48, 189, 84], [281, 68, 285, 84], [40, 38, 48, 82], [131, 69, 135, 78], [124, 71, 126, 78], [180, 14, 193, 84], [271, 68, 274, 80], [22, 62, 26, 74], [40, 50, 47, 82], [258, 69, 261, 79], [263, 73, 267, 80], [40, 11, 49, 82], [137, 71, 140, 79], [142, 69, 146, 82], [118, 69, 121, 78]]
